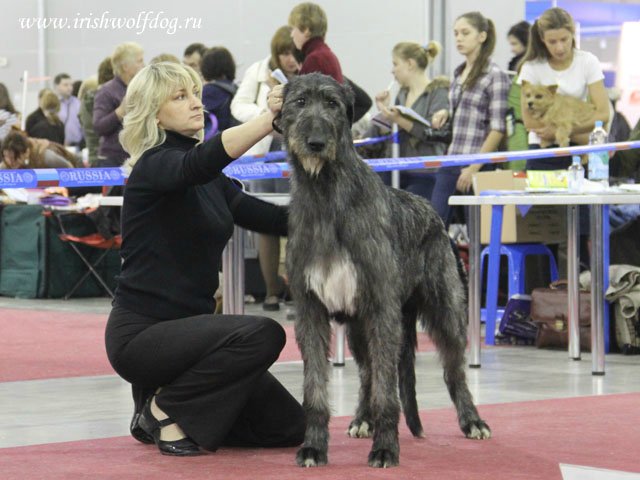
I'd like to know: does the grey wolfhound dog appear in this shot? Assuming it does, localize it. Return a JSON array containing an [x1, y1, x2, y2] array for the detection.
[[278, 73, 491, 468]]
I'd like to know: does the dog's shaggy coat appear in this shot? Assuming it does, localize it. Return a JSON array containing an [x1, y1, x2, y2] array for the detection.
[[279, 73, 490, 468]]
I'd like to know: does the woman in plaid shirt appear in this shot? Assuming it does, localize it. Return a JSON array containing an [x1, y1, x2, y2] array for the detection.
[[432, 11, 510, 225]]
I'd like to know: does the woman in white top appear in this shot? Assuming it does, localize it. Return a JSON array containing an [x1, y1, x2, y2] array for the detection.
[[230, 26, 299, 311], [519, 7, 610, 170]]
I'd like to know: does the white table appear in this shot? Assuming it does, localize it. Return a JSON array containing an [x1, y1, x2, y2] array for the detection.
[[450, 190, 640, 375]]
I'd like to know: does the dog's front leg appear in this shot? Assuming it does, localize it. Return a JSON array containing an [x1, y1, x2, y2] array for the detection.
[[367, 312, 402, 468], [295, 298, 332, 467]]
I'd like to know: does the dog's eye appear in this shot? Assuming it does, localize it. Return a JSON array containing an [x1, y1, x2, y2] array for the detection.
[[535, 94, 543, 99], [296, 98, 306, 107], [326, 99, 338, 108]]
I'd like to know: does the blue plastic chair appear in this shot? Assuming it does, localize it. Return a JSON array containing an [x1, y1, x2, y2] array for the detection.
[[481, 243, 559, 325]]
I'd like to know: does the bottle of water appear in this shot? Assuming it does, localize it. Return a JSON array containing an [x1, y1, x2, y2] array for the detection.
[[587, 120, 609, 187], [567, 155, 584, 192]]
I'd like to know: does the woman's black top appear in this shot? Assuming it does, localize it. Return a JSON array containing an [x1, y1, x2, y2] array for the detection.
[[114, 130, 287, 320]]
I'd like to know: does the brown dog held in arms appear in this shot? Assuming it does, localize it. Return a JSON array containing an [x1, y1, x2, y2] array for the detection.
[[521, 80, 596, 147]]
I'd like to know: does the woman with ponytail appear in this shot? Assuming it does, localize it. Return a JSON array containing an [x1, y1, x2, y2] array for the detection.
[[431, 11, 510, 225], [375, 40, 450, 214], [518, 7, 609, 170]]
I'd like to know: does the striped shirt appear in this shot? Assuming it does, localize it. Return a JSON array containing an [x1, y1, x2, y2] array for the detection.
[[447, 61, 510, 155]]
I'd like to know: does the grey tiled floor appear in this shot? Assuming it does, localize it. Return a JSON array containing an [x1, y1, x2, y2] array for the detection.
[[0, 296, 639, 449]]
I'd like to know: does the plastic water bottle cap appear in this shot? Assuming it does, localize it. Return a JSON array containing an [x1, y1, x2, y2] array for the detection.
[[595, 120, 603, 128]]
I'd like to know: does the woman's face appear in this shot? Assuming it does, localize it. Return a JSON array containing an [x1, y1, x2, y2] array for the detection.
[[454, 17, 486, 58], [278, 51, 299, 76], [541, 28, 574, 63], [391, 55, 414, 86], [290, 26, 310, 50], [156, 82, 204, 138], [508, 34, 526, 56]]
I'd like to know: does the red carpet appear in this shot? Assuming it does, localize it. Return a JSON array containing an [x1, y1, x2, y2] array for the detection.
[[2, 394, 639, 479], [0, 308, 436, 382]]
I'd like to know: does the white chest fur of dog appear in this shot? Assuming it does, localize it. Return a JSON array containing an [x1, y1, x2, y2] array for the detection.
[[304, 253, 358, 315]]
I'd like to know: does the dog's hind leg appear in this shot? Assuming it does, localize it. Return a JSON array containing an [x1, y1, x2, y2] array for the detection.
[[420, 235, 491, 441], [346, 321, 374, 439], [364, 305, 403, 467], [294, 296, 333, 467], [398, 297, 424, 438]]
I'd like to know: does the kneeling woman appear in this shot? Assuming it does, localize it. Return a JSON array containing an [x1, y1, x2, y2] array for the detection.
[[105, 62, 305, 456]]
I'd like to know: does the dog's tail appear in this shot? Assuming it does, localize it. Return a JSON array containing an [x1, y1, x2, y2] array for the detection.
[[399, 300, 424, 438], [449, 237, 468, 301]]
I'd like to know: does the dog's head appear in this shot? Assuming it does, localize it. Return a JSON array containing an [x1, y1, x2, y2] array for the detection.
[[521, 80, 558, 118], [274, 73, 355, 177]]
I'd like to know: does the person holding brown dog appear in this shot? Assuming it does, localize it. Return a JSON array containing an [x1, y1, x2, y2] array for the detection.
[[518, 7, 610, 170]]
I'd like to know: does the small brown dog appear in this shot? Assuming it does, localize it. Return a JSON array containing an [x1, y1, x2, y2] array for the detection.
[[521, 80, 595, 147]]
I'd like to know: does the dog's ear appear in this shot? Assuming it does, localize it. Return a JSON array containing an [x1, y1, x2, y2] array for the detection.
[[547, 84, 558, 95], [341, 80, 356, 126], [521, 80, 529, 88]]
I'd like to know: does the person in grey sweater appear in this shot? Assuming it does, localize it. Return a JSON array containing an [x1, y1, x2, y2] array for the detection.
[[375, 40, 450, 216]]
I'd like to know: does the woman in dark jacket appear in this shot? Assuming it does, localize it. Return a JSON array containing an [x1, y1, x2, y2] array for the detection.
[[105, 62, 304, 456]]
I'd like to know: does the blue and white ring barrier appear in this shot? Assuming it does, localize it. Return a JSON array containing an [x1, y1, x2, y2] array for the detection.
[[1, 141, 639, 188], [231, 133, 396, 164]]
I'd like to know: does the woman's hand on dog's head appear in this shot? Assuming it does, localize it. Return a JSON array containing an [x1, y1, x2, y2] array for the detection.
[[267, 85, 284, 114]]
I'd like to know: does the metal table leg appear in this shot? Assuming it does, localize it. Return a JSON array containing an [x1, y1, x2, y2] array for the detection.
[[468, 205, 481, 368], [590, 205, 605, 375], [333, 323, 346, 366], [222, 226, 245, 315], [567, 205, 581, 360]]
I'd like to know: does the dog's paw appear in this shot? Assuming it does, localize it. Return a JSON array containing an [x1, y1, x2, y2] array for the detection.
[[462, 419, 491, 440], [296, 447, 328, 467], [347, 419, 372, 438], [368, 448, 399, 468]]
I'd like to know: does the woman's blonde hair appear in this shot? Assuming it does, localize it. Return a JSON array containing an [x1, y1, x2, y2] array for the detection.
[[111, 42, 144, 77], [119, 62, 202, 167], [392, 40, 441, 70]]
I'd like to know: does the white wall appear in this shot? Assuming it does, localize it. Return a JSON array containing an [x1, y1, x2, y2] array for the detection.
[[0, 0, 524, 117]]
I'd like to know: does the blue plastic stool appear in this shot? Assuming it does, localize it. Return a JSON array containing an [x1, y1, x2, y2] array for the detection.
[[480, 243, 559, 326]]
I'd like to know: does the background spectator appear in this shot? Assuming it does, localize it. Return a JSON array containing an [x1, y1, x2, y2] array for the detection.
[[78, 57, 114, 167], [183, 42, 207, 79], [93, 42, 144, 167], [431, 11, 510, 226], [28, 90, 65, 144], [374, 41, 450, 204], [54, 73, 83, 147], [288, 2, 343, 83], [201, 46, 238, 134], [1, 129, 74, 169], [231, 25, 300, 312], [507, 21, 531, 72], [0, 82, 20, 142]]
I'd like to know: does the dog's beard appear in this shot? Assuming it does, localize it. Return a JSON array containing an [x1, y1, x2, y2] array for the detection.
[[288, 135, 336, 178]]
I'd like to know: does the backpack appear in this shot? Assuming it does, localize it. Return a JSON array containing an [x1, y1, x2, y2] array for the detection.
[[204, 81, 241, 140], [504, 74, 528, 171]]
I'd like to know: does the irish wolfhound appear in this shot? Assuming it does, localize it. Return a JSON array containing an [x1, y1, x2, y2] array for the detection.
[[278, 73, 490, 468]]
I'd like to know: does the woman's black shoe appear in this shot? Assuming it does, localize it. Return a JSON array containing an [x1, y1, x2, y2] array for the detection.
[[138, 398, 202, 456], [130, 412, 154, 444]]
